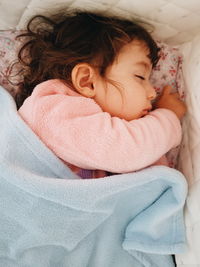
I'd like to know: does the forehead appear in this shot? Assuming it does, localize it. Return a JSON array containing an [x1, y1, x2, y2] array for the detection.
[[116, 40, 151, 67]]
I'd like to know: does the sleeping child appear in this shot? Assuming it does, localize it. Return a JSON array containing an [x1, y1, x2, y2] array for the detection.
[[14, 11, 186, 178]]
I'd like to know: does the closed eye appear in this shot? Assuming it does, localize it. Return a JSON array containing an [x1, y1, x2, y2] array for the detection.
[[135, 75, 145, 80]]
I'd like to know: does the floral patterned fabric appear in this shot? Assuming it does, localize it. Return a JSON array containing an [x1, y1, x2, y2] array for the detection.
[[150, 41, 185, 168], [0, 30, 21, 95], [0, 31, 185, 168]]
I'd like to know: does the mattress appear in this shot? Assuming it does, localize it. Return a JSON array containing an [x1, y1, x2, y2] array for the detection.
[[1, 0, 200, 266]]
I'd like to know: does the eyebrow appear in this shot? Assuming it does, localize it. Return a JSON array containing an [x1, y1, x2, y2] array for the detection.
[[135, 61, 152, 71]]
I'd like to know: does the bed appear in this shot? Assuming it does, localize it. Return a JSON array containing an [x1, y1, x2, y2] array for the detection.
[[1, 0, 200, 266]]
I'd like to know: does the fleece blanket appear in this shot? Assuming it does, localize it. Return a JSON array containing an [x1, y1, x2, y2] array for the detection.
[[0, 85, 187, 267]]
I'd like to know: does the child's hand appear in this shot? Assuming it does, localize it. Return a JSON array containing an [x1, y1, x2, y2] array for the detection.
[[154, 85, 187, 120]]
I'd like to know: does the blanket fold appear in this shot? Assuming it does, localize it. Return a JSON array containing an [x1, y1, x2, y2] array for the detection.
[[0, 86, 187, 267]]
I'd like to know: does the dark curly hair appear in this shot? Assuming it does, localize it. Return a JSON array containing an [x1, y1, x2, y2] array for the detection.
[[11, 11, 160, 108]]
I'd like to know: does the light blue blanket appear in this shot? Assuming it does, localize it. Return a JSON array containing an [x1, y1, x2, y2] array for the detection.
[[0, 86, 187, 267]]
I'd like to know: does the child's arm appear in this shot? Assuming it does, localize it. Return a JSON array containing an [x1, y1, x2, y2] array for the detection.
[[19, 80, 182, 173]]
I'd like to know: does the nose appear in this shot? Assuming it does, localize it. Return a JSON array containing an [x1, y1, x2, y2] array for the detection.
[[147, 83, 156, 101]]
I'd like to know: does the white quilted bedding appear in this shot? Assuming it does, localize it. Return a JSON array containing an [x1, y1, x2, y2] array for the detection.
[[1, 0, 200, 266]]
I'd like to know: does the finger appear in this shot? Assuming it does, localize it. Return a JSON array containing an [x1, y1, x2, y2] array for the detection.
[[162, 85, 172, 95], [171, 92, 180, 99]]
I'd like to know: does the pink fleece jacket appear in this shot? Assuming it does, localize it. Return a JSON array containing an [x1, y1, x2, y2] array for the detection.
[[19, 79, 182, 178]]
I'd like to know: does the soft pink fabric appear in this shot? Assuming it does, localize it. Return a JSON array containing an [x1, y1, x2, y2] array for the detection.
[[19, 79, 182, 178]]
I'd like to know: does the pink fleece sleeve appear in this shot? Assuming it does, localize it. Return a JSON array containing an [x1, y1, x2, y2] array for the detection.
[[19, 80, 182, 173]]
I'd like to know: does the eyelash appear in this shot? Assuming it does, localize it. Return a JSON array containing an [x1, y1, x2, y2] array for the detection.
[[135, 75, 145, 80]]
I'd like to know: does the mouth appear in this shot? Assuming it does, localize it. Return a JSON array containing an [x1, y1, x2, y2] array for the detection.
[[142, 107, 152, 116]]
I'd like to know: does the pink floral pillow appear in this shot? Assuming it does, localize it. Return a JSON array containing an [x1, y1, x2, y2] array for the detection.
[[0, 31, 184, 168], [150, 41, 185, 100], [0, 30, 22, 95], [150, 42, 185, 168]]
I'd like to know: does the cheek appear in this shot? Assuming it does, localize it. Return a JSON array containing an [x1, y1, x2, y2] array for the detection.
[[123, 89, 147, 117], [105, 86, 124, 114], [106, 86, 123, 103], [126, 86, 146, 105], [94, 80, 124, 116]]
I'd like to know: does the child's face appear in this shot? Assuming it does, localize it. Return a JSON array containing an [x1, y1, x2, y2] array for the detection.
[[94, 40, 157, 121]]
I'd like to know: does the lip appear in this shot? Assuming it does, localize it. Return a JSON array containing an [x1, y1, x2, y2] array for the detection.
[[143, 107, 152, 112], [142, 107, 152, 116]]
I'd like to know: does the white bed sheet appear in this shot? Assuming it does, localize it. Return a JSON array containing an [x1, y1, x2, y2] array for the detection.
[[176, 35, 200, 266], [1, 0, 200, 45]]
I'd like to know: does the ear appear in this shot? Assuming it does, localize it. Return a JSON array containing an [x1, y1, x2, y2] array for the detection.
[[71, 63, 96, 98]]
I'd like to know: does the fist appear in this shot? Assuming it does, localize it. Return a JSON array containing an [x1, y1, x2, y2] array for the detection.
[[154, 85, 187, 120]]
